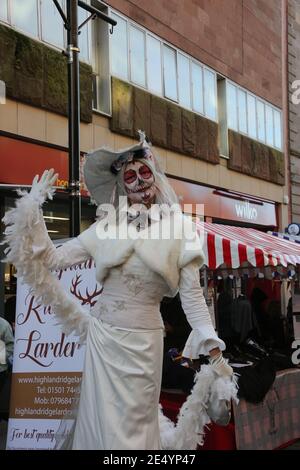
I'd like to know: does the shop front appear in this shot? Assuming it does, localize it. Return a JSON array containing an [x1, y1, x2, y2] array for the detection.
[[0, 134, 96, 304], [161, 222, 300, 449], [161, 178, 300, 449], [169, 176, 278, 229]]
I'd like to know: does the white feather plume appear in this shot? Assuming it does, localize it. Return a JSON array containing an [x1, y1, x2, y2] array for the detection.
[[2, 191, 90, 341], [159, 365, 238, 450]]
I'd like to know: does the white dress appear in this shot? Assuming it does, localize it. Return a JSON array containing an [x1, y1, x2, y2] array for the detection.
[[3, 197, 226, 450], [47, 239, 225, 450]]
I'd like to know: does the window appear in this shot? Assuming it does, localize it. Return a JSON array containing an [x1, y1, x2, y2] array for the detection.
[[191, 62, 203, 114], [3, 1, 92, 63], [273, 109, 282, 149], [109, 10, 218, 121], [204, 68, 216, 120], [227, 83, 238, 131], [146, 35, 162, 95], [110, 12, 128, 80], [41, 0, 64, 48], [265, 104, 274, 147], [92, 1, 111, 114], [129, 26, 146, 87], [237, 89, 247, 134], [226, 81, 282, 150], [163, 45, 177, 102], [0, 0, 8, 21], [247, 94, 256, 139], [257, 100, 265, 142], [78, 1, 91, 63], [11, 0, 38, 37], [178, 53, 191, 109]]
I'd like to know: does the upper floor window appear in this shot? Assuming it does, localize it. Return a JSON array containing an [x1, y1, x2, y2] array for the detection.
[[129, 25, 146, 87], [226, 81, 282, 150], [177, 53, 191, 109], [41, 0, 64, 48], [163, 45, 178, 102], [11, 0, 38, 38], [146, 35, 162, 95], [1, 0, 91, 63], [110, 12, 127, 79], [0, 0, 8, 22], [109, 10, 218, 122]]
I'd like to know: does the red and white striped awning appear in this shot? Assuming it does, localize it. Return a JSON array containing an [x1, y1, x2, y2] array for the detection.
[[199, 222, 300, 269]]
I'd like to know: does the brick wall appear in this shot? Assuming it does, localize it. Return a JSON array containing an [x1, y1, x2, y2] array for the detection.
[[107, 0, 282, 107]]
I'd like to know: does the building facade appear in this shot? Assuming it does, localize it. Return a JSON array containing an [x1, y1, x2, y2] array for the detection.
[[288, 0, 300, 223], [0, 0, 290, 304]]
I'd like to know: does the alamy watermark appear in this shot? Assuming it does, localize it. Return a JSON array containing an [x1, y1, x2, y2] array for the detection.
[[291, 80, 300, 105], [291, 339, 300, 365], [94, 197, 205, 252]]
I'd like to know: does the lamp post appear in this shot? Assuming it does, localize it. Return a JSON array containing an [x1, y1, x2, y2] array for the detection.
[[53, 0, 116, 237]]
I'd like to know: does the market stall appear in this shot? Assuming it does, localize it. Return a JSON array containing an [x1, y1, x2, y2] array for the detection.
[[161, 222, 300, 450]]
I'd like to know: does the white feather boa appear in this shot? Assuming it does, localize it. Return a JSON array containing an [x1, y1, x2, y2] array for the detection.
[[2, 190, 90, 341], [159, 365, 239, 450]]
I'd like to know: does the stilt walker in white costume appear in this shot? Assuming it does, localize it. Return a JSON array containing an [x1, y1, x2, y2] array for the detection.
[[2, 132, 237, 450]]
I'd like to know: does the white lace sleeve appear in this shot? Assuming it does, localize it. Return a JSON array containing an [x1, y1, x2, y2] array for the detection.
[[179, 261, 225, 358], [2, 191, 91, 341]]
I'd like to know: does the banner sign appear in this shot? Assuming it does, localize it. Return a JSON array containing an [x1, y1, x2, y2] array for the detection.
[[6, 255, 101, 450]]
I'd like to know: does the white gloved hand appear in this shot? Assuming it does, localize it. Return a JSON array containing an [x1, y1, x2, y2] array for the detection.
[[209, 352, 233, 378], [30, 169, 58, 203]]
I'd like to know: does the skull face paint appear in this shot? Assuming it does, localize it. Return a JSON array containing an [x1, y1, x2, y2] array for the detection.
[[123, 160, 156, 206]]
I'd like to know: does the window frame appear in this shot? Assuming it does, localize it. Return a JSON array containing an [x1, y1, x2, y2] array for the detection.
[[162, 43, 179, 103], [273, 108, 282, 150], [128, 23, 147, 88], [10, 0, 40, 40], [226, 80, 282, 150], [246, 92, 257, 140], [0, 0, 92, 64], [110, 11, 129, 81], [108, 7, 218, 122], [191, 60, 204, 114], [203, 66, 217, 121], [0, 0, 9, 23], [145, 32, 163, 96], [177, 50, 192, 109], [40, 0, 66, 50]]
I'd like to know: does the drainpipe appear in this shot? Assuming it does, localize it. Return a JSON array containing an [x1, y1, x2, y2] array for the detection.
[[282, 0, 292, 227]]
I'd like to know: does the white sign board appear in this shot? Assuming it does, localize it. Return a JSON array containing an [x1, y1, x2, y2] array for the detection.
[[6, 257, 101, 450]]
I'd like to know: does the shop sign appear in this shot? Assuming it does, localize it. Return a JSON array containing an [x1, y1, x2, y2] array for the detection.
[[235, 201, 258, 221], [169, 178, 277, 227], [6, 252, 100, 449], [0, 136, 88, 196]]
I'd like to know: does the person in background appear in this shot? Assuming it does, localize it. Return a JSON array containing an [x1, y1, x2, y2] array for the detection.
[[4, 297, 16, 334], [0, 316, 14, 421], [161, 295, 196, 393]]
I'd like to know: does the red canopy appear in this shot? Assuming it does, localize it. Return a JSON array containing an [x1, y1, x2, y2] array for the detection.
[[199, 222, 300, 269]]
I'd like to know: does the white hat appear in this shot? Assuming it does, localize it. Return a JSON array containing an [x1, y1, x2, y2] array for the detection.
[[83, 131, 152, 205]]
